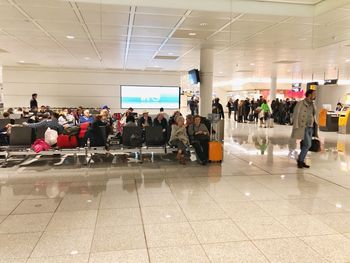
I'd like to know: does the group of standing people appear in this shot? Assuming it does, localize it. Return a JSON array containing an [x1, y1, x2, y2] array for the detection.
[[226, 97, 272, 127]]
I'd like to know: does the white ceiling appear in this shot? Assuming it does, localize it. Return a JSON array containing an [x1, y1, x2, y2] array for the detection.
[[0, 0, 350, 86]]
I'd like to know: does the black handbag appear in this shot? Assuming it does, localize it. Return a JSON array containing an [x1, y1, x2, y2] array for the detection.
[[300, 138, 321, 152]]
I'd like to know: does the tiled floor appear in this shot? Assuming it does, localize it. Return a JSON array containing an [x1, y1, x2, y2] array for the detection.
[[1, 122, 350, 262]]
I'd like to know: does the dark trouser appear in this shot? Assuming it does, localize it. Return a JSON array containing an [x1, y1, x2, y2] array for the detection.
[[298, 127, 313, 163], [171, 139, 187, 153], [192, 139, 209, 162], [190, 109, 195, 116], [234, 110, 237, 121], [228, 110, 232, 119]]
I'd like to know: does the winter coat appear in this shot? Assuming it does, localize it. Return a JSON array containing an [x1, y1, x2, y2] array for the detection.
[[291, 99, 318, 140]]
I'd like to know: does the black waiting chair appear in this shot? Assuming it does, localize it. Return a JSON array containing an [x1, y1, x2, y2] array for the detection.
[[122, 126, 143, 148], [145, 126, 166, 147], [9, 127, 33, 147], [0, 119, 10, 129], [36, 126, 47, 139], [99, 126, 107, 146], [14, 118, 28, 124]]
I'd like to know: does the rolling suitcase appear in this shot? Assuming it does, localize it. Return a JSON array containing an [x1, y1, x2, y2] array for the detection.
[[208, 141, 223, 162], [208, 114, 224, 162]]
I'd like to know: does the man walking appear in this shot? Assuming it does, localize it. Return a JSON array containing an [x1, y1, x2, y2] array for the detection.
[[291, 89, 318, 168], [30, 93, 38, 110]]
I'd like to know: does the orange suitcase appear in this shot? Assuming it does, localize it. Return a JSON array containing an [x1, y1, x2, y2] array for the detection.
[[208, 141, 223, 162]]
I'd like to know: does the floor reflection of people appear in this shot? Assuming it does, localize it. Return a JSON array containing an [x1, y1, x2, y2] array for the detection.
[[253, 134, 269, 155]]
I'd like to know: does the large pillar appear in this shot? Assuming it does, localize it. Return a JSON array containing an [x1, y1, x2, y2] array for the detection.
[[200, 48, 214, 117], [269, 75, 277, 101]]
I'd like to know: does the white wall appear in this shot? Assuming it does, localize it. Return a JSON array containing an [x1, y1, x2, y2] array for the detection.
[[3, 66, 181, 114]]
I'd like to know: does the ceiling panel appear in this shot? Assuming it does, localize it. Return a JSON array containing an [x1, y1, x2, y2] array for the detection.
[[0, 4, 26, 19], [189, 11, 232, 20], [132, 27, 172, 37], [14, 0, 70, 8], [130, 37, 165, 44], [136, 6, 186, 16], [83, 11, 130, 26], [240, 14, 288, 22], [180, 17, 231, 31], [77, 2, 130, 13], [88, 25, 128, 40], [134, 14, 181, 28], [21, 5, 77, 21]]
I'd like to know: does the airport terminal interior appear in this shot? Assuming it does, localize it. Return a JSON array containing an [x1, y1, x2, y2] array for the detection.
[[2, 0, 350, 262]]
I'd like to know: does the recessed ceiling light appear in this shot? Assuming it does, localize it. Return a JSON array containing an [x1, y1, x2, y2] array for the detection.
[[346, 59, 350, 63], [219, 71, 223, 74], [200, 22, 208, 26], [336, 203, 343, 208], [168, 52, 174, 55], [18, 60, 25, 63], [70, 250, 78, 255], [250, 63, 255, 66], [66, 35, 75, 39], [154, 65, 160, 68], [189, 32, 197, 36], [84, 57, 90, 60]]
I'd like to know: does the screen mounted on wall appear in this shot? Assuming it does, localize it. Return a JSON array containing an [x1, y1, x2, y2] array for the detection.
[[120, 85, 181, 109]]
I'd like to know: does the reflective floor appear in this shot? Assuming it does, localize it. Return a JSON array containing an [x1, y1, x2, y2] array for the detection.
[[1, 121, 350, 262]]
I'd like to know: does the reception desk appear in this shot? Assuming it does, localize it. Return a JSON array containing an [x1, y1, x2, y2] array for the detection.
[[319, 109, 339, 132]]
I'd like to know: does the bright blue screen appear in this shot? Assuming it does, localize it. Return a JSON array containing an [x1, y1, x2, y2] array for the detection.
[[121, 85, 180, 109]]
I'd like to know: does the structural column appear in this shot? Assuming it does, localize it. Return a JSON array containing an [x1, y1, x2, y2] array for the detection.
[[199, 48, 214, 117], [269, 75, 277, 101]]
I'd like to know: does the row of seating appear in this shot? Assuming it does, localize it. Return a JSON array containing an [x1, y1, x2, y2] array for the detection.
[[0, 118, 28, 127], [0, 126, 171, 167]]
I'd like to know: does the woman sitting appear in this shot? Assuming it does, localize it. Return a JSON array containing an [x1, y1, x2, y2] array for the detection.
[[153, 113, 168, 138], [169, 116, 189, 165], [187, 115, 210, 165]]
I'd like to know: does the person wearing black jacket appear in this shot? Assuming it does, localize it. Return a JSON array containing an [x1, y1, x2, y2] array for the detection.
[[212, 98, 224, 120], [153, 113, 168, 138], [226, 98, 234, 119], [30, 93, 38, 110], [233, 99, 239, 121]]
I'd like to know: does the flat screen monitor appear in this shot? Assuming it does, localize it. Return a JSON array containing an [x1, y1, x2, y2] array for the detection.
[[292, 83, 302, 92], [188, 69, 200, 84], [324, 79, 338, 85], [120, 85, 180, 109]]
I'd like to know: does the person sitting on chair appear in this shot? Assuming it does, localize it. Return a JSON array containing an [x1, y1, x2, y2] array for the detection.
[[138, 110, 152, 128], [187, 115, 210, 165], [169, 116, 189, 165], [79, 109, 94, 124]]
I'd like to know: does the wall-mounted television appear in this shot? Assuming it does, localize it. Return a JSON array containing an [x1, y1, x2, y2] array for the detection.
[[188, 69, 200, 84], [324, 79, 338, 85], [292, 83, 302, 92], [120, 85, 180, 109]]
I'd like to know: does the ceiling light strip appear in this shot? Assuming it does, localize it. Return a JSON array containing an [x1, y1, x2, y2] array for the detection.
[[124, 6, 136, 70], [175, 13, 245, 62], [149, 9, 192, 63], [217, 16, 294, 55], [7, 0, 76, 59], [70, 1, 103, 62]]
